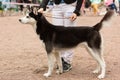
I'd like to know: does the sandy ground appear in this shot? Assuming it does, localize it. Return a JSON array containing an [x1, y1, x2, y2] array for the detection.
[[0, 14, 120, 80]]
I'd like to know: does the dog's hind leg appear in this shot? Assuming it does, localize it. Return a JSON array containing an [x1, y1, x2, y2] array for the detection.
[[43, 53, 55, 77], [92, 63, 100, 74], [54, 51, 63, 74], [86, 46, 106, 79], [92, 49, 103, 74], [97, 49, 106, 79]]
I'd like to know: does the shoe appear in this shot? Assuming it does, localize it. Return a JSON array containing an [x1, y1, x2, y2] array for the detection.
[[56, 58, 72, 72], [62, 58, 72, 72]]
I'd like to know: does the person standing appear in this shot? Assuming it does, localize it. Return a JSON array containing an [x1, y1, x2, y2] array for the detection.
[[38, 0, 83, 72], [118, 0, 120, 13], [2, 0, 10, 11], [105, 0, 117, 12], [90, 0, 101, 15]]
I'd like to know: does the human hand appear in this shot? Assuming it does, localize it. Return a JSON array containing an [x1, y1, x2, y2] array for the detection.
[[70, 13, 77, 21], [38, 8, 44, 13]]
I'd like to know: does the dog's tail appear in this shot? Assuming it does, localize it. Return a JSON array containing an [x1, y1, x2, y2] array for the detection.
[[93, 10, 114, 31]]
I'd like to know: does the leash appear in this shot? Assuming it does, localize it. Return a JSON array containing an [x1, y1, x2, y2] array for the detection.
[[43, 13, 70, 19], [42, 6, 70, 19], [2, 2, 39, 6]]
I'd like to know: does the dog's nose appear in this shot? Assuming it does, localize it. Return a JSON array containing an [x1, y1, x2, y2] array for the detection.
[[19, 19, 21, 22]]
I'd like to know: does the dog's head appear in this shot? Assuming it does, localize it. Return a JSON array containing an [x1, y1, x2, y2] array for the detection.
[[19, 12, 42, 25]]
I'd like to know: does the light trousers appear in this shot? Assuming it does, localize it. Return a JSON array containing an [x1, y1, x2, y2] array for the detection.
[[91, 3, 99, 15], [51, 3, 76, 63]]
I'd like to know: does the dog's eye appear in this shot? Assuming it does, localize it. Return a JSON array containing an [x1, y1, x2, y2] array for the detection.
[[26, 16, 30, 18]]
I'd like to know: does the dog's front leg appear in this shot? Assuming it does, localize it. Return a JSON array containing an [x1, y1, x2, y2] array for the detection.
[[54, 52, 63, 74], [43, 53, 55, 77], [44, 41, 55, 77]]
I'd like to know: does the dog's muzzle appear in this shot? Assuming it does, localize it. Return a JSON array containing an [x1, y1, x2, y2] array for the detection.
[[19, 19, 22, 22]]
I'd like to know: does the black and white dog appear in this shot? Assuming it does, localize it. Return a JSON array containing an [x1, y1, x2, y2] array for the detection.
[[19, 11, 114, 79]]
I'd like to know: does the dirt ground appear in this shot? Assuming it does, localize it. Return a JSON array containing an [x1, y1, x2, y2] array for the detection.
[[0, 14, 120, 80]]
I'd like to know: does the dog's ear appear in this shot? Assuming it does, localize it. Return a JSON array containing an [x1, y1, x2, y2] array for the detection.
[[29, 11, 35, 18], [29, 12, 39, 21], [29, 11, 42, 21], [33, 12, 43, 21], [30, 6, 34, 12]]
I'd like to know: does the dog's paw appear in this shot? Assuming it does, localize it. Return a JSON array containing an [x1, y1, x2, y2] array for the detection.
[[56, 70, 60, 74], [97, 74, 105, 79], [56, 70, 63, 75], [92, 69, 99, 74], [43, 73, 51, 77]]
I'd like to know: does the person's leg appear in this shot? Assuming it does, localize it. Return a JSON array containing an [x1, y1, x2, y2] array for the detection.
[[119, 2, 120, 12], [59, 4, 76, 72], [113, 3, 117, 12], [91, 4, 96, 15], [52, 4, 75, 72], [94, 4, 99, 15], [52, 5, 72, 72], [91, 3, 99, 15], [61, 5, 76, 63], [119, 2, 120, 14], [52, 5, 64, 25]]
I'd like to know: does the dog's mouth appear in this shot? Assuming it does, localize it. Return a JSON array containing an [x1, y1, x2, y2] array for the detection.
[[19, 19, 25, 24], [19, 19, 27, 24]]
